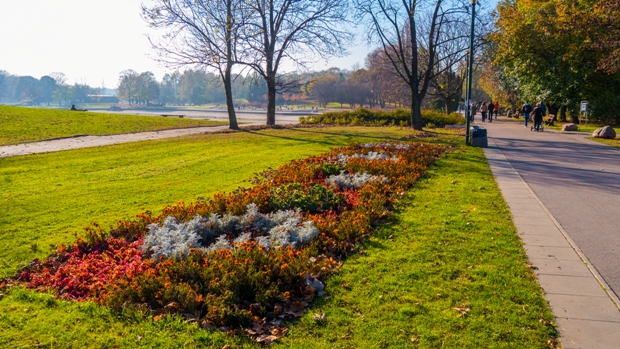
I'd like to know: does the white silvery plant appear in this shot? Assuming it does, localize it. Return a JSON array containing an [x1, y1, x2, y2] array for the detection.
[[326, 171, 389, 189], [141, 204, 321, 260], [141, 216, 204, 261], [362, 142, 412, 150], [337, 151, 399, 164], [266, 214, 319, 248]]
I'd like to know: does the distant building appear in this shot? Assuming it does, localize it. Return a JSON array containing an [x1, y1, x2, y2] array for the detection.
[[87, 95, 119, 103]]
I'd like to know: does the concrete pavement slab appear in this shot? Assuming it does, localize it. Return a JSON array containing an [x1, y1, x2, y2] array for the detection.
[[516, 224, 562, 236], [536, 273, 607, 297], [529, 258, 594, 278], [546, 294, 620, 322], [512, 215, 558, 227], [556, 318, 620, 349], [519, 233, 573, 247], [524, 246, 583, 261]]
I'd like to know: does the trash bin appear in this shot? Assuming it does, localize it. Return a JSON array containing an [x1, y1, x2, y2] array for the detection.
[[470, 126, 488, 147]]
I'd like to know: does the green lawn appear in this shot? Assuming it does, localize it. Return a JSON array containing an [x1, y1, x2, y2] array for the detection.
[[0, 105, 227, 145], [0, 127, 557, 348]]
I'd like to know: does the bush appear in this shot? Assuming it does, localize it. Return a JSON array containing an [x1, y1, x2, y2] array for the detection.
[[299, 108, 465, 127], [16, 141, 448, 332]]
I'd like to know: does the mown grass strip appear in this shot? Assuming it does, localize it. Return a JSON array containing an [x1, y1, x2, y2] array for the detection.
[[0, 127, 557, 348], [0, 106, 226, 145]]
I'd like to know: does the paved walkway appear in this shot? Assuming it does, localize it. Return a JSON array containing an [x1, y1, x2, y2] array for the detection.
[[482, 118, 620, 348], [0, 111, 302, 158]]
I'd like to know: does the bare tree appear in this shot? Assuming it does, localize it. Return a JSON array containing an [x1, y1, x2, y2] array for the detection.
[[143, 0, 249, 129], [356, 0, 487, 129], [242, 0, 353, 125]]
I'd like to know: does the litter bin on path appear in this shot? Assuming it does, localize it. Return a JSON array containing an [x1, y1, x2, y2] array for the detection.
[[470, 126, 488, 147]]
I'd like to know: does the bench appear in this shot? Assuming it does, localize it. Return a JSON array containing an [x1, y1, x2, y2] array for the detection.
[[545, 114, 556, 126]]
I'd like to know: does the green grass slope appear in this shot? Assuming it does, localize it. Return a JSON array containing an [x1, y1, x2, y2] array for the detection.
[[0, 127, 557, 348], [0, 106, 226, 145]]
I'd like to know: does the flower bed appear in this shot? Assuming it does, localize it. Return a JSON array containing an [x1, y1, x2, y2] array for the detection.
[[299, 108, 465, 127], [14, 141, 448, 342]]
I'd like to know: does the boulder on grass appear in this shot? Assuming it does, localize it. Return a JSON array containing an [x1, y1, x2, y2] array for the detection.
[[592, 126, 617, 139], [562, 123, 579, 131]]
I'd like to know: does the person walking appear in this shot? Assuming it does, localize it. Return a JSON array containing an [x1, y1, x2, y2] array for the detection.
[[494, 101, 499, 118], [531, 103, 544, 131], [521, 101, 532, 127], [487, 101, 495, 123], [481, 102, 488, 122], [539, 101, 547, 117]]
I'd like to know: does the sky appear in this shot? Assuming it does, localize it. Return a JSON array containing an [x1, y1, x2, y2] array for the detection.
[[0, 0, 499, 89]]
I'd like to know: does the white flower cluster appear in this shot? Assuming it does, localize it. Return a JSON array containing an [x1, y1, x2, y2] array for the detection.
[[326, 171, 388, 189], [140, 204, 319, 261], [362, 142, 413, 150], [337, 151, 399, 164]]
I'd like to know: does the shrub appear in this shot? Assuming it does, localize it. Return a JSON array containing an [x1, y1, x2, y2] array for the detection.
[[299, 108, 465, 127]]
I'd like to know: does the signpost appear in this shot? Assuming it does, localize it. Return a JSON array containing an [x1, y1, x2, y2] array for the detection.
[[580, 101, 589, 131]]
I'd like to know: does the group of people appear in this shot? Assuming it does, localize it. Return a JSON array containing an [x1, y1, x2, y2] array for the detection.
[[470, 101, 500, 122], [520, 101, 547, 130]]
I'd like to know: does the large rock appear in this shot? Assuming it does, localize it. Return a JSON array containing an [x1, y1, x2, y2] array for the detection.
[[562, 123, 579, 131], [592, 126, 617, 139]]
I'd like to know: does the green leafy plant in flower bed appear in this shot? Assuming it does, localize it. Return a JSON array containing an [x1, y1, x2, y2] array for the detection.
[[299, 108, 465, 127], [11, 141, 447, 341]]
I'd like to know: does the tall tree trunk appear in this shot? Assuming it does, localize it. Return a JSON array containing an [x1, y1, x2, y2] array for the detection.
[[559, 105, 567, 122], [411, 89, 423, 130], [266, 77, 277, 125], [224, 65, 239, 130], [548, 104, 559, 117], [569, 108, 579, 123]]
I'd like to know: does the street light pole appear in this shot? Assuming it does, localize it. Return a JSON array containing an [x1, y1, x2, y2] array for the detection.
[[465, 0, 477, 146]]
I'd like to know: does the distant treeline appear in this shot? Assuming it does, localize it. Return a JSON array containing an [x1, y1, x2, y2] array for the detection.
[[0, 71, 117, 106]]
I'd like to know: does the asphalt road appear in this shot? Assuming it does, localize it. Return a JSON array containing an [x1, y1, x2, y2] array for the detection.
[[483, 117, 620, 298]]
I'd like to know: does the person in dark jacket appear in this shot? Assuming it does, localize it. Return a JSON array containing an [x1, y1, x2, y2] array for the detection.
[[531, 103, 544, 131], [487, 101, 495, 123], [521, 101, 532, 127]]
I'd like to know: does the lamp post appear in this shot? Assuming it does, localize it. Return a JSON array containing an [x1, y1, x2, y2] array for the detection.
[[465, 0, 478, 146]]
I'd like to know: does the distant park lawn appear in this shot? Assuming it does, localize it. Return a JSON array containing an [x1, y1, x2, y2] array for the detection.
[[0, 127, 557, 348], [0, 105, 227, 146]]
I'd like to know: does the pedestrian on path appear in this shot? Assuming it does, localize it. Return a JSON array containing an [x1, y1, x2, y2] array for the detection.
[[481, 102, 488, 122], [539, 101, 547, 117], [521, 101, 532, 127], [487, 101, 495, 123], [494, 101, 499, 118], [531, 103, 544, 131]]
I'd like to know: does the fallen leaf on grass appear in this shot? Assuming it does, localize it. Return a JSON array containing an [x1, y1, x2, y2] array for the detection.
[[454, 307, 470, 315], [256, 335, 280, 345], [222, 345, 231, 349], [313, 313, 327, 321], [411, 337, 419, 342], [341, 335, 351, 339]]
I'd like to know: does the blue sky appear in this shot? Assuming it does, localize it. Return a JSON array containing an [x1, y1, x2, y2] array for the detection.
[[0, 0, 499, 88]]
